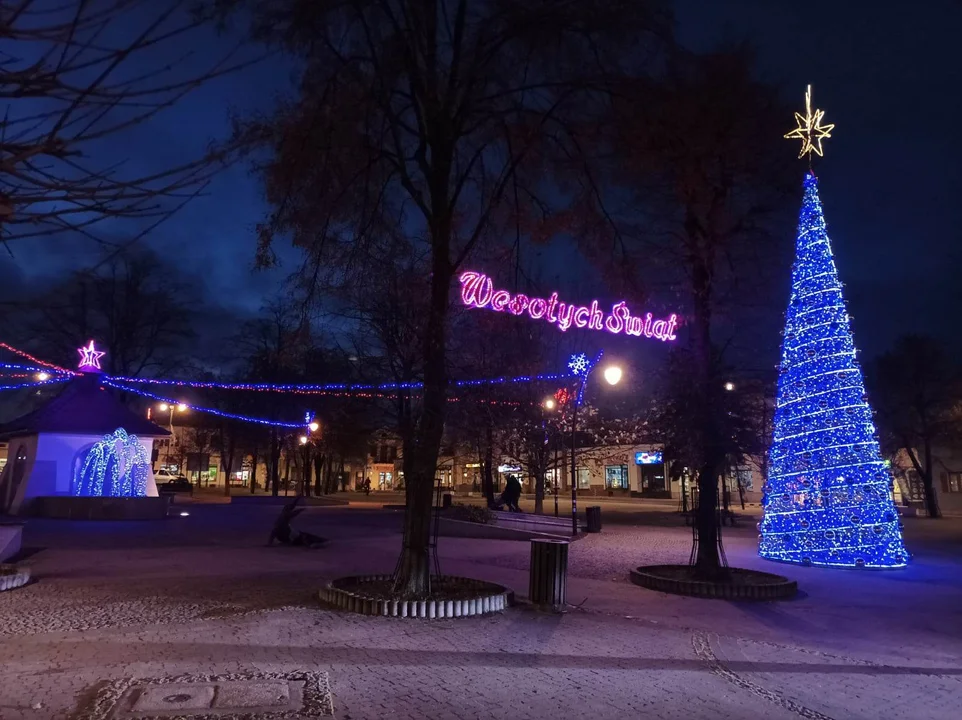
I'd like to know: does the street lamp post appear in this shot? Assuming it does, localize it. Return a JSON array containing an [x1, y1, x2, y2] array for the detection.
[[542, 397, 561, 518], [301, 417, 320, 496], [157, 402, 187, 468], [564, 353, 622, 535], [570, 398, 579, 535]]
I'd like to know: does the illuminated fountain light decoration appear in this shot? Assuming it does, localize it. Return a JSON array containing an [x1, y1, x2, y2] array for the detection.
[[758, 172, 908, 569], [74, 428, 151, 497], [459, 271, 678, 342]]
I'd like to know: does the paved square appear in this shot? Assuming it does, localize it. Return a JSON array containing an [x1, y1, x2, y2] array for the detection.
[[1, 503, 960, 720], [74, 671, 330, 719]]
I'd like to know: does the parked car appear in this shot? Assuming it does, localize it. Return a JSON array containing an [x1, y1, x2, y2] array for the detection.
[[155, 471, 193, 494]]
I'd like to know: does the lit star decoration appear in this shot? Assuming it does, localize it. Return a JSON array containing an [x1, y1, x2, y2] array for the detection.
[[784, 84, 835, 159], [758, 173, 908, 569], [77, 340, 106, 372]]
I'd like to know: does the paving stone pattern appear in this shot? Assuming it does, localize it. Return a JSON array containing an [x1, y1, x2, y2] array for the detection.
[[0, 505, 959, 719]]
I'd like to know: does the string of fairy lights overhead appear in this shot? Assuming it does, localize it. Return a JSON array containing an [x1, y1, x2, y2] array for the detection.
[[0, 340, 581, 429]]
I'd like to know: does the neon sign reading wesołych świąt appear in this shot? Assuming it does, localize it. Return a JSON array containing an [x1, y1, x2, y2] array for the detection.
[[459, 272, 678, 342]]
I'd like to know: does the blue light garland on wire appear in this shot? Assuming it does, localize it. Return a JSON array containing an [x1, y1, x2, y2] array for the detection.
[[103, 372, 571, 393], [759, 173, 908, 569], [103, 379, 306, 428], [0, 362, 71, 374], [0, 377, 70, 391]]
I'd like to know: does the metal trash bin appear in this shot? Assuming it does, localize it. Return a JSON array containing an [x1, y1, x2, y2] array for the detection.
[[585, 506, 602, 533], [441, 493, 453, 509], [529, 539, 568, 609]]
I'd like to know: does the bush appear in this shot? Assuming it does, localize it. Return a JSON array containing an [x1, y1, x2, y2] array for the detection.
[[449, 503, 492, 525]]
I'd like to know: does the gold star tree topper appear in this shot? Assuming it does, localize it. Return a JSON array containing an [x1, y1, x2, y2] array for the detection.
[[785, 85, 835, 158]]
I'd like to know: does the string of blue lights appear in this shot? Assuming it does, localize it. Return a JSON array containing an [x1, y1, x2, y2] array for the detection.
[[102, 378, 311, 429], [0, 377, 71, 391], [102, 371, 573, 393], [0, 362, 72, 374]]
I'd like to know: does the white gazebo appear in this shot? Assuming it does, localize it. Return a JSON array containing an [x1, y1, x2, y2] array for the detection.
[[0, 374, 170, 517]]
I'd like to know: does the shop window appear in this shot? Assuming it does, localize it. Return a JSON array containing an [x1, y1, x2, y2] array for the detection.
[[605, 464, 628, 490], [576, 467, 591, 489], [736, 467, 754, 492], [640, 464, 666, 492], [941, 472, 962, 493]]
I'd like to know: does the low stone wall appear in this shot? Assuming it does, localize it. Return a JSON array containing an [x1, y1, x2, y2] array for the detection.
[[319, 575, 512, 618], [0, 564, 31, 592], [27, 496, 171, 520], [630, 565, 798, 600]]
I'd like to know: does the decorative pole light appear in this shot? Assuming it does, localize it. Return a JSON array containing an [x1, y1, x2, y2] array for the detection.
[[299, 435, 309, 445], [543, 398, 556, 411], [759, 89, 907, 569], [564, 351, 624, 535], [309, 421, 320, 433], [77, 340, 105, 372], [724, 381, 735, 392]]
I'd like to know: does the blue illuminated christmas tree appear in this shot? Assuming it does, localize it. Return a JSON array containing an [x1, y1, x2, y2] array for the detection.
[[759, 172, 908, 568]]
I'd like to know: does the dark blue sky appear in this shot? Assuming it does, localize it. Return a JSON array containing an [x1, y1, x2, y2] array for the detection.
[[2, 0, 959, 359]]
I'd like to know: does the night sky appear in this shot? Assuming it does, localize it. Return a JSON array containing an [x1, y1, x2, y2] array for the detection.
[[2, 0, 959, 360]]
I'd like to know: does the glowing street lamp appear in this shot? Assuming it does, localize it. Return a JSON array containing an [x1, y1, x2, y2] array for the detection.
[[36, 371, 50, 381], [157, 402, 187, 467], [299, 435, 309, 445], [724, 382, 735, 392], [603, 365, 623, 386], [543, 398, 556, 411], [308, 421, 320, 433]]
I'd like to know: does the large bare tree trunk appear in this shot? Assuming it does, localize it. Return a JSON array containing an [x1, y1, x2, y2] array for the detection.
[[269, 429, 281, 496], [396, 253, 450, 596], [691, 255, 724, 576], [482, 425, 495, 506], [314, 453, 324, 495], [922, 439, 941, 519], [535, 467, 545, 515], [222, 435, 236, 498], [303, 447, 312, 497]]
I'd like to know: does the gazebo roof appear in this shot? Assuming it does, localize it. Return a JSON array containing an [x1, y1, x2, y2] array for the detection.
[[0, 374, 170, 440]]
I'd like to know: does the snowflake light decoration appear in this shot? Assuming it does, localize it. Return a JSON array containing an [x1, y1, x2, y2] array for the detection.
[[568, 353, 590, 376]]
